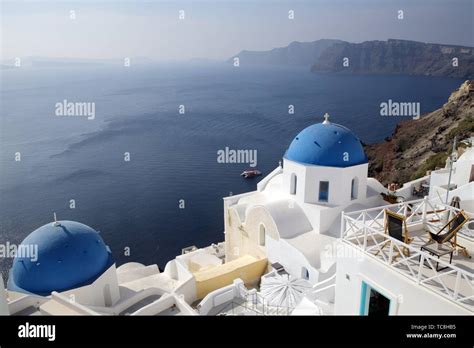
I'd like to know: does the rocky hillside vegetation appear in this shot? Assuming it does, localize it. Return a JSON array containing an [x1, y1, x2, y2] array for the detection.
[[365, 80, 474, 186]]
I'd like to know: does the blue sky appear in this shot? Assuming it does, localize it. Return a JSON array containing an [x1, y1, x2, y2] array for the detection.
[[1, 0, 473, 60]]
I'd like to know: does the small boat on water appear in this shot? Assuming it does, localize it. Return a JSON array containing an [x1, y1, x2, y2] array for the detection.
[[241, 169, 262, 178]]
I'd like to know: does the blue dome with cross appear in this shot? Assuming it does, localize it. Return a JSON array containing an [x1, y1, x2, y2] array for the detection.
[[8, 220, 114, 296], [284, 114, 368, 167]]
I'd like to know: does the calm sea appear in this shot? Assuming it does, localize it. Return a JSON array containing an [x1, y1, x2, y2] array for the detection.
[[0, 63, 464, 279]]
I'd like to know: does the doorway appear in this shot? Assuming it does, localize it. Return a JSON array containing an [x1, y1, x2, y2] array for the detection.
[[360, 282, 392, 316]]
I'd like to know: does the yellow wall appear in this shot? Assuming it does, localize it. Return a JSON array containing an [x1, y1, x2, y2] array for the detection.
[[194, 255, 267, 300]]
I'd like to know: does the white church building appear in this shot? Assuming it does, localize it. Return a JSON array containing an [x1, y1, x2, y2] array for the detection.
[[1, 116, 472, 316], [223, 114, 387, 285]]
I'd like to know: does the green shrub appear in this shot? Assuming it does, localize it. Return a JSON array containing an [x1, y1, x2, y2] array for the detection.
[[446, 117, 474, 142], [411, 152, 448, 180], [396, 137, 413, 152]]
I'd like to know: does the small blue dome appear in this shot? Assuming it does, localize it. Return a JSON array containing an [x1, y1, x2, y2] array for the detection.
[[8, 220, 114, 296], [284, 121, 368, 167]]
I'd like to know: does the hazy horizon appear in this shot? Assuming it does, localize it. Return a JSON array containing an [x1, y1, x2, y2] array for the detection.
[[3, 37, 474, 64], [1, 0, 473, 61]]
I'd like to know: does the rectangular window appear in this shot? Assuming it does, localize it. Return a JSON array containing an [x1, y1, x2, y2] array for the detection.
[[319, 181, 329, 202]]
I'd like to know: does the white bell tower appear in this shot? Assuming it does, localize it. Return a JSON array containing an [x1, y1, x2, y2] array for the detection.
[[283, 114, 368, 206]]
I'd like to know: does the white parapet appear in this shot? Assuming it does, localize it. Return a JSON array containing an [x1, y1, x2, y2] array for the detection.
[[0, 276, 10, 315]]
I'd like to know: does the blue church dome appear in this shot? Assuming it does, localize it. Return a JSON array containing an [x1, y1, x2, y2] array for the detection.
[[8, 220, 114, 296], [284, 116, 368, 167]]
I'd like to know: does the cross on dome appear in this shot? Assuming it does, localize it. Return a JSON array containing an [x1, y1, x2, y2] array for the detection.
[[52, 212, 61, 227], [323, 113, 330, 124]]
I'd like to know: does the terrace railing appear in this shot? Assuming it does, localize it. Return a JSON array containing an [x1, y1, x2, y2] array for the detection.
[[341, 198, 473, 312]]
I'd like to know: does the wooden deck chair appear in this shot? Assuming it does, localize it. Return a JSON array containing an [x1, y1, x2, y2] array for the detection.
[[375, 210, 414, 258], [424, 210, 470, 258]]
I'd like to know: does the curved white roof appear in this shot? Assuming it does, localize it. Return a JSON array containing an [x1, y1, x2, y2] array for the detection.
[[261, 200, 313, 239], [284, 231, 337, 271]]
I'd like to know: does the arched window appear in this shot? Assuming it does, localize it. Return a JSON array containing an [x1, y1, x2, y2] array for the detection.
[[351, 177, 359, 200], [301, 267, 310, 280], [259, 224, 266, 246], [290, 173, 297, 195]]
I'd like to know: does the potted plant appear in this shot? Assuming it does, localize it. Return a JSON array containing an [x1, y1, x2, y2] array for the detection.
[[381, 183, 405, 204]]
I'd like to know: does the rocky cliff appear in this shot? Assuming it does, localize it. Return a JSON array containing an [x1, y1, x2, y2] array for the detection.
[[311, 39, 474, 79], [365, 80, 474, 186], [230, 39, 344, 66]]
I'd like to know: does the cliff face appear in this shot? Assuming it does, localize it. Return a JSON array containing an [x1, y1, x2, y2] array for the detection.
[[230, 39, 344, 66], [311, 39, 474, 79], [230, 39, 473, 78], [365, 80, 474, 186]]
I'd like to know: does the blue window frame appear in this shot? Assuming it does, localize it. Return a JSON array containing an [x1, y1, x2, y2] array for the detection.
[[319, 181, 329, 202], [359, 281, 392, 316]]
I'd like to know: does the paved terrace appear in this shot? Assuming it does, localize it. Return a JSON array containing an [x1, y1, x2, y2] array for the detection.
[[341, 198, 473, 312]]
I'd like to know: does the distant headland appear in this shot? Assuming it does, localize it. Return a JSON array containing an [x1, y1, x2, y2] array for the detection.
[[230, 39, 474, 79]]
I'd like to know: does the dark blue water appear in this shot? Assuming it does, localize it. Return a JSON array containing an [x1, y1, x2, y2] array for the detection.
[[0, 63, 464, 279]]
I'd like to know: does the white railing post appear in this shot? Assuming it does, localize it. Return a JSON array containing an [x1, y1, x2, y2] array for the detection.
[[388, 241, 394, 264], [422, 196, 428, 224], [417, 255, 424, 284], [453, 271, 461, 300], [362, 212, 367, 250], [340, 211, 345, 239]]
